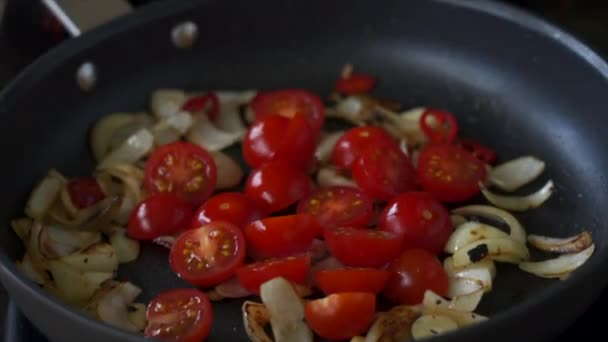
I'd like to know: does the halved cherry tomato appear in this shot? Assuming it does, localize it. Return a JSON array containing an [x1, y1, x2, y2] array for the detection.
[[379, 192, 453, 254], [128, 193, 194, 240], [417, 144, 488, 202], [236, 254, 310, 294], [170, 221, 246, 287], [296, 186, 373, 230], [244, 214, 321, 260], [192, 192, 264, 230], [66, 177, 105, 209], [335, 74, 376, 94], [420, 109, 458, 144], [305, 292, 376, 341], [242, 114, 315, 169], [251, 89, 325, 134], [245, 160, 312, 213], [315, 268, 389, 295], [324, 227, 402, 268], [145, 142, 217, 205], [145, 288, 213, 342], [457, 138, 497, 164], [383, 249, 449, 305], [331, 126, 395, 169], [352, 143, 418, 201], [181, 92, 220, 121]]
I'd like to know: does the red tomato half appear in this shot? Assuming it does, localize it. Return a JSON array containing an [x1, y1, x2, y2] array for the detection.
[[296, 186, 373, 229], [417, 144, 488, 202], [383, 249, 449, 305], [331, 126, 395, 169], [379, 192, 453, 254], [305, 292, 376, 341], [244, 214, 321, 260], [145, 142, 217, 205], [66, 177, 105, 209], [128, 193, 194, 240], [324, 227, 402, 268], [420, 109, 459, 144], [145, 288, 213, 342], [170, 221, 246, 287], [192, 192, 264, 229], [236, 255, 310, 294], [245, 160, 312, 213], [251, 89, 325, 134], [352, 143, 418, 201], [335, 74, 377, 94], [242, 114, 315, 169], [456, 138, 497, 165], [182, 92, 220, 121], [315, 268, 389, 295]]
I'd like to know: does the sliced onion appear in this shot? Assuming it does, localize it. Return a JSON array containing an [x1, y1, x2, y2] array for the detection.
[[528, 231, 593, 254], [411, 314, 458, 339], [58, 243, 119, 273], [364, 305, 421, 342], [480, 180, 554, 212], [518, 244, 595, 278], [153, 235, 176, 249], [109, 227, 140, 263], [108, 114, 154, 152], [260, 277, 313, 342], [331, 96, 368, 124], [452, 238, 530, 268], [422, 290, 450, 309], [447, 279, 484, 312], [452, 205, 527, 244], [98, 129, 154, 170], [444, 257, 495, 292], [315, 131, 345, 164], [100, 164, 144, 201], [450, 215, 467, 228], [215, 277, 251, 298], [445, 222, 511, 254], [421, 305, 487, 327], [90, 113, 136, 162], [242, 301, 272, 342], [490, 156, 545, 192], [215, 90, 255, 135], [216, 90, 257, 105], [50, 196, 121, 231], [212, 151, 244, 190], [395, 107, 428, 146], [152, 111, 193, 145], [316, 167, 357, 188], [186, 114, 242, 151], [150, 89, 187, 119], [11, 218, 33, 242], [126, 303, 147, 331], [47, 260, 113, 305], [25, 170, 65, 219], [40, 225, 102, 259], [17, 253, 48, 285], [97, 282, 142, 332]]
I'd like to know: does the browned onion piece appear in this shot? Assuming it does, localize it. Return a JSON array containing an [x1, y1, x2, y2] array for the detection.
[[242, 301, 273, 342], [411, 314, 458, 339], [40, 225, 102, 259], [50, 196, 120, 232], [518, 244, 595, 279], [452, 238, 530, 268], [445, 222, 511, 254], [364, 305, 421, 342], [11, 218, 33, 242], [527, 231, 593, 254], [452, 205, 527, 244]]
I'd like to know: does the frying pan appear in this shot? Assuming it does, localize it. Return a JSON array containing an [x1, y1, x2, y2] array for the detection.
[[1, 0, 608, 341]]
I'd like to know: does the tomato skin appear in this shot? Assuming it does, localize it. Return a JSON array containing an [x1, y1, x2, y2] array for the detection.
[[244, 214, 321, 260], [182, 92, 220, 121], [128, 193, 194, 240], [170, 221, 246, 287], [145, 288, 213, 342], [379, 192, 453, 255], [417, 144, 488, 202], [352, 143, 418, 201], [324, 227, 403, 268], [315, 268, 389, 295], [192, 192, 264, 229], [331, 126, 395, 169], [245, 160, 312, 213], [236, 255, 310, 294], [296, 186, 373, 229], [420, 109, 459, 144], [144, 142, 217, 205], [66, 177, 105, 209], [251, 89, 325, 134], [242, 114, 315, 169], [383, 249, 449, 305], [335, 74, 376, 94], [305, 292, 376, 340]]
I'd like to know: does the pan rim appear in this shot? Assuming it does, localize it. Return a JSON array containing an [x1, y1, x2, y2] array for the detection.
[[1, 0, 607, 340]]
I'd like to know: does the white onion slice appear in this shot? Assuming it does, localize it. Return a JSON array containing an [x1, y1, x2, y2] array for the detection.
[[364, 305, 421, 342], [490, 156, 545, 192], [40, 225, 102, 259], [242, 301, 273, 342], [445, 222, 511, 254], [215, 90, 255, 135], [315, 131, 345, 164], [452, 238, 530, 268], [212, 151, 244, 190], [396, 107, 428, 146], [332, 96, 367, 124], [58, 243, 119, 273], [186, 114, 241, 151], [47, 260, 113, 305], [25, 170, 65, 219], [126, 303, 147, 331], [528, 231, 593, 254], [90, 113, 135, 162], [480, 180, 554, 212], [150, 89, 187, 119], [518, 244, 595, 278], [450, 215, 467, 228], [316, 167, 357, 188], [98, 129, 154, 170], [421, 305, 487, 327], [411, 314, 458, 339], [447, 279, 484, 312], [97, 282, 142, 332], [215, 90, 257, 105], [152, 111, 193, 145], [17, 253, 48, 285], [11, 218, 33, 242], [108, 114, 154, 151], [109, 227, 140, 263], [260, 277, 313, 342], [423, 290, 450, 309], [452, 205, 527, 244], [444, 257, 495, 292]]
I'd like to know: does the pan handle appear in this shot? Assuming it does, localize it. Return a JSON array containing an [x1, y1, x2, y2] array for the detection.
[[41, 0, 132, 37]]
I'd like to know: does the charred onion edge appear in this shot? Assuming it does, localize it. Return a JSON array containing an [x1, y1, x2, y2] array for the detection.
[[445, 222, 511, 254], [452, 205, 527, 244], [527, 231, 593, 254], [452, 238, 530, 268], [518, 244, 595, 279]]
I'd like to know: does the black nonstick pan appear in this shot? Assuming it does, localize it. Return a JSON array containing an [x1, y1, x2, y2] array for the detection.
[[1, 0, 608, 341]]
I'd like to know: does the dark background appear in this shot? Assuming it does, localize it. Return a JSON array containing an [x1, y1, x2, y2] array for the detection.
[[0, 0, 607, 340]]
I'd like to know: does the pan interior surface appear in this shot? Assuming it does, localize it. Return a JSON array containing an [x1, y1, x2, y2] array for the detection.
[[1, 0, 608, 341]]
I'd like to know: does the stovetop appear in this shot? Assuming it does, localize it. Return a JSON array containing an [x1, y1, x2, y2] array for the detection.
[[1, 0, 608, 341]]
